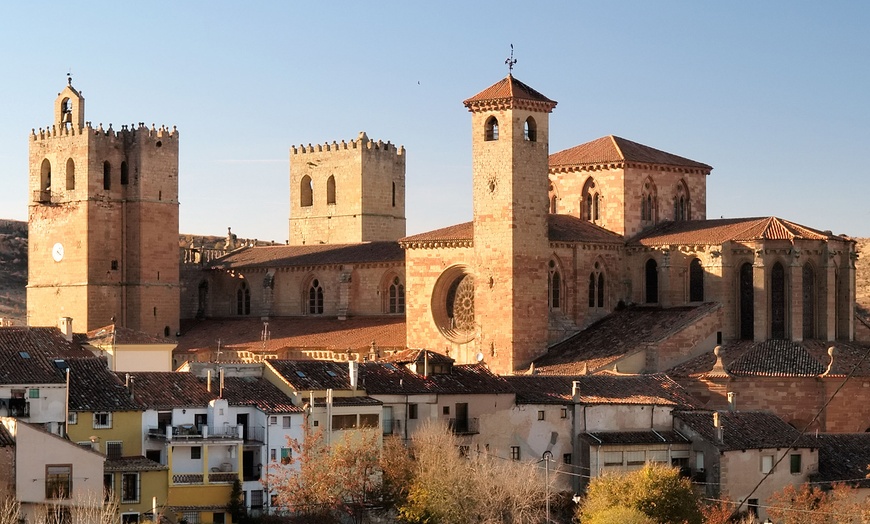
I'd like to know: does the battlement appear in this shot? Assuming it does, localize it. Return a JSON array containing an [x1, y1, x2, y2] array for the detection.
[[31, 121, 179, 143], [291, 131, 404, 157]]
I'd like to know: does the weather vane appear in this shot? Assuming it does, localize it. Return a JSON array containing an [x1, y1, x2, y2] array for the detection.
[[505, 44, 517, 74], [67, 69, 72, 86]]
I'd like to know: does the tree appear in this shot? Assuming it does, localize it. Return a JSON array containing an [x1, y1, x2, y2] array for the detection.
[[765, 482, 870, 524], [227, 478, 247, 524], [397, 422, 553, 524], [578, 464, 703, 524], [268, 425, 381, 524]]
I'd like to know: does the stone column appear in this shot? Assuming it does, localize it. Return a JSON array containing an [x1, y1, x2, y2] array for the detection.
[[825, 253, 837, 342], [659, 249, 672, 307], [753, 248, 767, 343]]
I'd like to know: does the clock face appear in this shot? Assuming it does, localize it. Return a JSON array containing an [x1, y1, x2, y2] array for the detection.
[[52, 242, 64, 262]]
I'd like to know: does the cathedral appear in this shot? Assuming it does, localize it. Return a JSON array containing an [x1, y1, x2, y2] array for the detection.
[[26, 74, 857, 378]]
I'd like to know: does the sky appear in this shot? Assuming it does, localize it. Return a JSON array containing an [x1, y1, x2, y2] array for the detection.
[[1, 2, 869, 242]]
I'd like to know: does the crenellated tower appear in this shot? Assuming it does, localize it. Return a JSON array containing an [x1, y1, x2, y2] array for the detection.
[[465, 75, 557, 372], [27, 79, 180, 336], [289, 131, 405, 245]]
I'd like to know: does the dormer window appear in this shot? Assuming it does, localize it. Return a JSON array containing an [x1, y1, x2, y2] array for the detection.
[[484, 116, 499, 141]]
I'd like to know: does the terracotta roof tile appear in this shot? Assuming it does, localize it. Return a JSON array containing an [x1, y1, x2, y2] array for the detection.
[[549, 136, 712, 172], [506, 373, 700, 407], [87, 325, 176, 345], [175, 316, 406, 355], [0, 327, 93, 384], [209, 242, 403, 270], [267, 360, 356, 391], [463, 75, 557, 112], [808, 433, 870, 487], [532, 304, 721, 375], [629, 217, 836, 247], [126, 372, 217, 409], [208, 376, 300, 413], [401, 215, 623, 247], [675, 410, 814, 451], [0, 423, 13, 446], [105, 456, 167, 472], [362, 362, 514, 395], [581, 430, 689, 445], [727, 340, 826, 377], [67, 358, 143, 412], [381, 349, 455, 367]]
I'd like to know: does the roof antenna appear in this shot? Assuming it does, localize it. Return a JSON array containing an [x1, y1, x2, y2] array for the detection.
[[505, 44, 517, 75]]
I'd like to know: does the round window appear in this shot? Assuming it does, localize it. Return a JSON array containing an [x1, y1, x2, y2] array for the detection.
[[431, 265, 476, 343]]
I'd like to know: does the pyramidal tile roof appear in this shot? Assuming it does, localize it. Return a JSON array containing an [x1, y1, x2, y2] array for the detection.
[[463, 75, 557, 112], [549, 135, 712, 172], [209, 242, 404, 270], [630, 216, 839, 246]]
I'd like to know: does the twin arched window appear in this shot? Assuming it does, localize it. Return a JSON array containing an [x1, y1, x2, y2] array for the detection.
[[641, 179, 657, 223], [389, 276, 405, 314], [308, 278, 324, 315], [236, 281, 251, 316], [582, 178, 601, 222], [673, 180, 690, 221], [588, 262, 606, 308]]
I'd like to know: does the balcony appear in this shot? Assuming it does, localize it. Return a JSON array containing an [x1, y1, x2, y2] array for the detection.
[[448, 418, 479, 435], [33, 189, 51, 204], [172, 464, 240, 485], [147, 424, 244, 441]]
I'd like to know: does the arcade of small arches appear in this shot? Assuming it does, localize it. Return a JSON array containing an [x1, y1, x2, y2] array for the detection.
[[482, 115, 538, 142], [37, 157, 130, 194]]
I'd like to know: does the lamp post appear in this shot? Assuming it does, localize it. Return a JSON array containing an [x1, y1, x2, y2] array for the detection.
[[542, 451, 553, 523]]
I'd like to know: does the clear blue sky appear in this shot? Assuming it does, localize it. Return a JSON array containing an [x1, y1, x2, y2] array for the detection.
[[2, 2, 869, 242]]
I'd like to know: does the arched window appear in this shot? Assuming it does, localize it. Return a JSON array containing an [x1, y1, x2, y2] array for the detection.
[[589, 262, 606, 309], [645, 259, 658, 304], [197, 281, 209, 319], [484, 116, 499, 141], [771, 262, 786, 339], [802, 263, 815, 339], [308, 279, 324, 315], [389, 276, 405, 314], [673, 180, 690, 221], [548, 260, 562, 310], [236, 281, 251, 316], [582, 178, 600, 223], [524, 117, 537, 142], [300, 175, 313, 207], [689, 258, 704, 302], [548, 180, 559, 214], [550, 195, 557, 214], [326, 175, 336, 205], [40, 158, 51, 190], [65, 158, 75, 190], [103, 161, 111, 190], [121, 161, 129, 185], [641, 178, 657, 223], [739, 262, 754, 340], [164, 326, 171, 337]]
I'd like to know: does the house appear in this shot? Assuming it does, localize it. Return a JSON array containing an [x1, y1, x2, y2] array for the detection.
[[673, 410, 818, 521], [65, 358, 169, 524], [131, 372, 242, 524], [0, 417, 105, 522], [80, 324, 177, 372]]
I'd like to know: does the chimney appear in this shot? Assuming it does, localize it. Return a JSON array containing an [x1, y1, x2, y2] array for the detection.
[[727, 392, 737, 411], [572, 381, 581, 403], [349, 360, 359, 390], [713, 412, 724, 444], [207, 369, 212, 393], [58, 317, 73, 342]]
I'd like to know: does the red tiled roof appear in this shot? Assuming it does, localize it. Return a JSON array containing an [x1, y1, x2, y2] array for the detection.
[[581, 430, 689, 445], [401, 215, 623, 247], [381, 348, 455, 367], [209, 376, 300, 413], [87, 325, 176, 345], [0, 327, 94, 384], [67, 358, 143, 412], [175, 316, 406, 354], [666, 340, 870, 378], [532, 304, 721, 375], [549, 135, 712, 172], [629, 217, 836, 247], [463, 75, 557, 112], [267, 360, 357, 391], [126, 372, 217, 409], [506, 373, 699, 407], [808, 433, 870, 487], [675, 410, 814, 451], [362, 362, 514, 396], [105, 456, 167, 472], [209, 242, 404, 270]]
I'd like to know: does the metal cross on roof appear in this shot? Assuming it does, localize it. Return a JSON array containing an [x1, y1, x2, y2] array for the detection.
[[505, 44, 517, 74]]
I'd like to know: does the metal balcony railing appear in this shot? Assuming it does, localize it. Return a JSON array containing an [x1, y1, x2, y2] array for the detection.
[[447, 418, 479, 435]]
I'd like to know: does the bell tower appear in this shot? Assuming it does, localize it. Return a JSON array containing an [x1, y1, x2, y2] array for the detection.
[[27, 78, 180, 337], [464, 74, 557, 372]]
